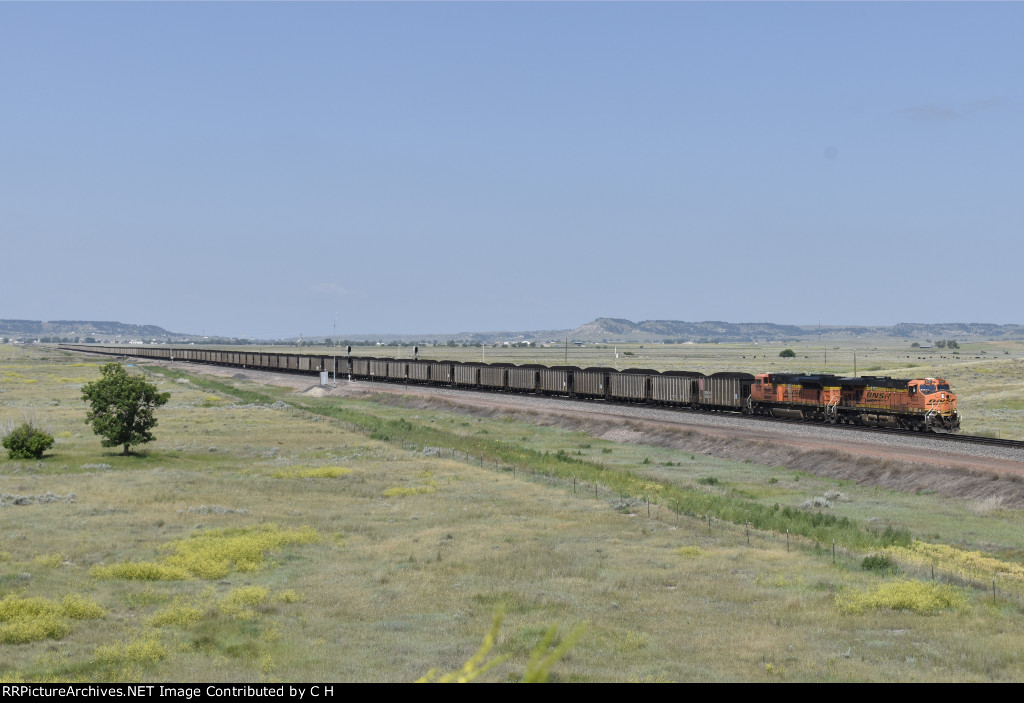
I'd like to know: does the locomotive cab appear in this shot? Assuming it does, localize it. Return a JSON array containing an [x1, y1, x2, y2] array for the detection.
[[907, 377, 960, 431]]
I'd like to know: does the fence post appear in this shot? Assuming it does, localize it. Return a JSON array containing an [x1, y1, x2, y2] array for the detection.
[[786, 529, 790, 552]]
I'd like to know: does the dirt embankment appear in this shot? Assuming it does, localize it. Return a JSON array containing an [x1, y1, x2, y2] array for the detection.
[[154, 360, 1024, 508]]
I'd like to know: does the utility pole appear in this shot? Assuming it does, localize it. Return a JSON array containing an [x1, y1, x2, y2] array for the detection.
[[332, 314, 337, 387], [819, 318, 826, 369]]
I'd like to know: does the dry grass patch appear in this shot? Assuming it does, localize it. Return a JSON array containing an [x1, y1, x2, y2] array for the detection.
[[270, 465, 352, 479], [835, 579, 968, 615], [92, 524, 319, 581], [0, 594, 106, 644]]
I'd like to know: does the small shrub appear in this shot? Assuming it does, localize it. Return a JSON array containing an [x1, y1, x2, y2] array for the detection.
[[0, 614, 71, 644], [220, 586, 269, 618], [861, 553, 897, 574], [278, 589, 304, 604], [2, 423, 55, 460], [697, 476, 720, 486], [148, 600, 204, 627], [60, 594, 107, 620], [779, 349, 796, 358]]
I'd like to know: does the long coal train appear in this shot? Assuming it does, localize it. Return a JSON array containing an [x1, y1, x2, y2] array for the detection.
[[57, 344, 961, 433]]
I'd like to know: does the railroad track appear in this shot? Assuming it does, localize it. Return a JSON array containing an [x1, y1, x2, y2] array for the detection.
[[750, 411, 1024, 449]]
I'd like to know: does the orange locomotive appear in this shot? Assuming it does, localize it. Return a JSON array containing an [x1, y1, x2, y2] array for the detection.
[[747, 373, 960, 433]]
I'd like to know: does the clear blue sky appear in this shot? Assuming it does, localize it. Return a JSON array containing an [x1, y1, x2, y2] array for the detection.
[[2, 2, 1021, 338]]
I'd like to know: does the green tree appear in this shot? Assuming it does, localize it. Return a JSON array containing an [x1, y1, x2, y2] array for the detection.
[[779, 349, 796, 358], [81, 363, 170, 456], [2, 422, 55, 460]]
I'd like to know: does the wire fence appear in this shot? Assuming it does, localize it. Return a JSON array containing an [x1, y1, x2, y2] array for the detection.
[[325, 414, 1024, 607]]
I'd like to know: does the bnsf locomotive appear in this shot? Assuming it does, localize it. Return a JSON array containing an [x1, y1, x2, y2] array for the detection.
[[749, 373, 959, 432], [57, 345, 961, 433]]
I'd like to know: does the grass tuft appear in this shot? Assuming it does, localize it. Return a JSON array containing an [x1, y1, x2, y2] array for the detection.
[[93, 637, 167, 667], [219, 586, 269, 619], [148, 599, 205, 628]]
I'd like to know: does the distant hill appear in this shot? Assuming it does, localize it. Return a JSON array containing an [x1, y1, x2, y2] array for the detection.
[[0, 319, 188, 342], [570, 318, 807, 342], [566, 318, 1024, 343]]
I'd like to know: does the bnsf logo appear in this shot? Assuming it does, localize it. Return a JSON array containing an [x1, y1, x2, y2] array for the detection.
[[865, 391, 891, 401]]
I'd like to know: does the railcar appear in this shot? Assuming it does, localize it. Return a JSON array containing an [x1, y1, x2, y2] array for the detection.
[[650, 371, 703, 406], [609, 369, 650, 402], [430, 361, 454, 385], [539, 367, 571, 395], [508, 365, 542, 392]]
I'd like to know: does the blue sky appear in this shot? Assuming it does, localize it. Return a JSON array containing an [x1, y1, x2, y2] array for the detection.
[[2, 2, 1021, 338]]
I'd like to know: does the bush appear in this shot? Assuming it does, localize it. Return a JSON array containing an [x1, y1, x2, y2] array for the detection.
[[779, 349, 796, 358], [2, 423, 55, 459], [861, 553, 897, 574]]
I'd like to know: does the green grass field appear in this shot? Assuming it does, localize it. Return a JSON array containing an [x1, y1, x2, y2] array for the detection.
[[3, 343, 1024, 681]]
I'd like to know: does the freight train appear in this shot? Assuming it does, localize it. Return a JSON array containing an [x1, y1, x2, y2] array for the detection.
[[57, 344, 962, 433]]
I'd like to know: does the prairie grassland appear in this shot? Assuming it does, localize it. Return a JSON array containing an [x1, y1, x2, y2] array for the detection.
[[3, 345, 1024, 681]]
